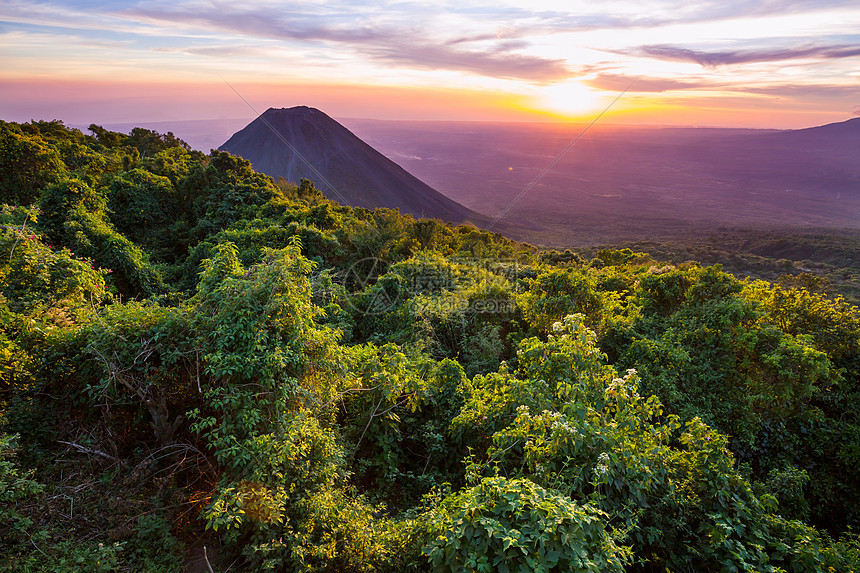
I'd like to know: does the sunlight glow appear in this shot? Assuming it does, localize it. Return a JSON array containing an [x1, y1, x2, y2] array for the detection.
[[535, 81, 606, 118]]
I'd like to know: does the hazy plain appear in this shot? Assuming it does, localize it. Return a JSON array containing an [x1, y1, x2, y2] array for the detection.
[[343, 118, 860, 246]]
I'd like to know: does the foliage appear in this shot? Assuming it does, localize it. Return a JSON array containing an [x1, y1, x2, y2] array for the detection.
[[342, 347, 467, 508], [0, 433, 44, 538], [106, 168, 182, 260], [1, 119, 859, 571], [0, 121, 66, 205], [619, 228, 860, 306], [614, 264, 859, 529], [39, 177, 166, 298], [0, 208, 107, 317], [517, 267, 617, 334], [465, 316, 781, 571], [421, 476, 629, 573]]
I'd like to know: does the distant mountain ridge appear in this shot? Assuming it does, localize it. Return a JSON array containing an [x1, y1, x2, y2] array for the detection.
[[760, 117, 860, 158], [778, 116, 860, 139], [220, 106, 485, 224]]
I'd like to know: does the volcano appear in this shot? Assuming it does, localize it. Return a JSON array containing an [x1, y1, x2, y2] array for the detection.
[[220, 106, 484, 224]]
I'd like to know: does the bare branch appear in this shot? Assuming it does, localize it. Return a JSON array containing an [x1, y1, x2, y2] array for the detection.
[[58, 440, 117, 461]]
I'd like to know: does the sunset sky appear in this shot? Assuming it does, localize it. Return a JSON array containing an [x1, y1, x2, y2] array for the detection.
[[2, 0, 859, 128]]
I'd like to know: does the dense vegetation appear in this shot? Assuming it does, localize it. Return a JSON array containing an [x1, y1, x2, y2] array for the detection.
[[614, 230, 860, 307], [1, 119, 858, 572]]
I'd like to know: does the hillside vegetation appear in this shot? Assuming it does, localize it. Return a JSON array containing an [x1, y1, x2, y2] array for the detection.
[[614, 230, 860, 307], [1, 119, 859, 572]]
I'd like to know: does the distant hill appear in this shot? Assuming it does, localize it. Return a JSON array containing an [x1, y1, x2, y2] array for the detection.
[[758, 117, 860, 162], [770, 116, 860, 143], [220, 106, 485, 225]]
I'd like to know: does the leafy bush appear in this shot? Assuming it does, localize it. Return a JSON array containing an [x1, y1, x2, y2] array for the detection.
[[421, 476, 629, 573], [0, 122, 66, 205]]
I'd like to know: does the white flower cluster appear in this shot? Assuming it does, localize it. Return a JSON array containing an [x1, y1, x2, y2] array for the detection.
[[594, 452, 610, 479], [541, 409, 561, 420], [547, 412, 581, 441], [606, 371, 641, 400]]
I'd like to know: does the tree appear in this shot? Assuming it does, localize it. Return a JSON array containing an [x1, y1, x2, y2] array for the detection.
[[0, 122, 66, 205]]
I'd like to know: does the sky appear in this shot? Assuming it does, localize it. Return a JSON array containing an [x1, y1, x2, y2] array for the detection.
[[1, 0, 859, 128]]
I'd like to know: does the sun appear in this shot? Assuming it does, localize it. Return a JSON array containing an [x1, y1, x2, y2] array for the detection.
[[535, 81, 604, 118]]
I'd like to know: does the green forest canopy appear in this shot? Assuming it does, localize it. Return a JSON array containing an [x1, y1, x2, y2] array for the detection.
[[1, 119, 859, 572]]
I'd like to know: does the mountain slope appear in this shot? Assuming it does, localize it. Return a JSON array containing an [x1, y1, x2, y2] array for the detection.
[[772, 116, 860, 142], [220, 106, 485, 224]]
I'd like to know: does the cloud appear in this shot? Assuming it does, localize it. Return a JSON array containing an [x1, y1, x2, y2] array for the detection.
[[7, 0, 858, 84], [358, 42, 570, 82], [740, 84, 860, 99], [126, 4, 379, 44], [586, 75, 860, 106], [654, 0, 860, 22], [175, 45, 273, 58], [449, 0, 860, 36], [588, 73, 713, 92], [634, 43, 860, 67], [121, 2, 573, 82]]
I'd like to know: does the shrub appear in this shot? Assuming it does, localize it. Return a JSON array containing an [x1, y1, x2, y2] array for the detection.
[[421, 476, 628, 573]]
